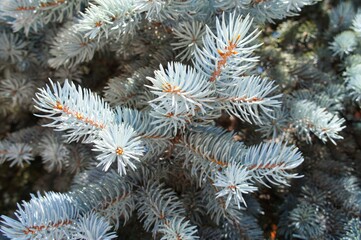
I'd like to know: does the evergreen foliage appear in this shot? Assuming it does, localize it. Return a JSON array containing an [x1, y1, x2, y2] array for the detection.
[[0, 0, 359, 239]]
